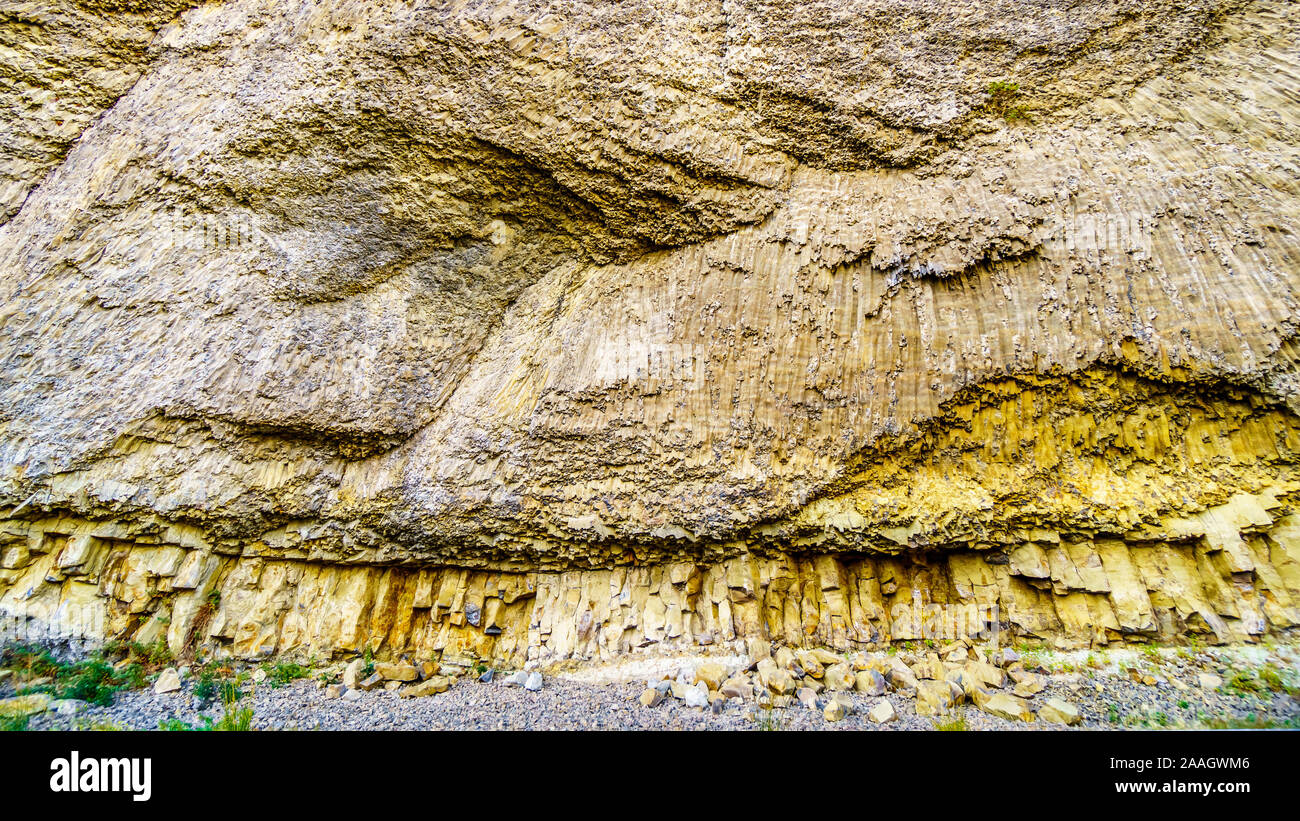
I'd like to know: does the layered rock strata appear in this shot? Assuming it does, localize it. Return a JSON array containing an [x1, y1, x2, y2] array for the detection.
[[0, 0, 1298, 666]]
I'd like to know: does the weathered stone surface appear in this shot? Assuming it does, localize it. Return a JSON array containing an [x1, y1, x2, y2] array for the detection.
[[823, 695, 850, 722], [638, 688, 663, 708], [719, 675, 752, 701], [0, 693, 50, 717], [0, 0, 1298, 671], [375, 662, 419, 683], [915, 680, 956, 716], [867, 699, 897, 724], [823, 663, 857, 692], [1012, 674, 1047, 698], [694, 662, 727, 692], [1038, 697, 1083, 726], [153, 668, 182, 694], [796, 687, 819, 710], [981, 693, 1036, 722], [399, 676, 451, 698], [683, 683, 709, 709], [855, 670, 888, 697]]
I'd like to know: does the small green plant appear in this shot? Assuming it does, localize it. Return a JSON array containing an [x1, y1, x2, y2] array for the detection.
[[0, 714, 30, 732], [933, 715, 968, 731], [191, 661, 243, 704], [1225, 669, 1264, 696], [986, 81, 1031, 123], [362, 648, 375, 678], [2, 641, 144, 707], [71, 717, 129, 731], [754, 708, 784, 731], [214, 703, 254, 731], [158, 717, 205, 732], [206, 589, 221, 608], [1254, 664, 1299, 696], [1199, 714, 1300, 730], [261, 661, 311, 688], [1107, 704, 1121, 724]]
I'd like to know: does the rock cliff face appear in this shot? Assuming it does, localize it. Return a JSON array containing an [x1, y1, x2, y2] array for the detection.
[[1, 0, 1298, 668]]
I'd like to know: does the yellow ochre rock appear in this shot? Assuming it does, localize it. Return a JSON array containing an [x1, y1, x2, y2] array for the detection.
[[0, 1, 1299, 669]]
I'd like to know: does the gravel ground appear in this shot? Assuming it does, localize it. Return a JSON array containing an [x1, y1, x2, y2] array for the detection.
[[6, 643, 1298, 731]]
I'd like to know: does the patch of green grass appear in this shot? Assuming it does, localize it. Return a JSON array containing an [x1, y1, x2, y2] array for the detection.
[[362, 648, 375, 678], [1, 642, 145, 707], [191, 662, 244, 704], [1256, 664, 1299, 697], [213, 703, 254, 731], [158, 717, 206, 732], [933, 716, 968, 731], [71, 717, 128, 731], [754, 708, 784, 731], [260, 661, 311, 688], [986, 80, 1032, 123], [0, 714, 30, 732], [1199, 714, 1300, 730], [1225, 669, 1265, 697]]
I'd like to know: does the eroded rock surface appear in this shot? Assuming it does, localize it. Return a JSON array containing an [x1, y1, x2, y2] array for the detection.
[[0, 0, 1298, 666]]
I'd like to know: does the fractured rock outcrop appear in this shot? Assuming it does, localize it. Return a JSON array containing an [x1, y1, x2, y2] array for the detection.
[[0, 0, 1298, 665]]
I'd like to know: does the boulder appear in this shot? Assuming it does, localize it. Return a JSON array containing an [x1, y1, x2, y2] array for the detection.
[[1037, 697, 1083, 725], [980, 693, 1035, 722]]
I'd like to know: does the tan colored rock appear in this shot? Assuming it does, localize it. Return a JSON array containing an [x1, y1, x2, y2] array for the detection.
[[867, 699, 896, 724], [1037, 697, 1083, 725], [967, 686, 996, 710], [887, 665, 921, 694], [639, 688, 663, 708], [824, 662, 856, 692], [795, 650, 825, 680], [980, 693, 1035, 722], [399, 676, 452, 698], [823, 695, 851, 722], [343, 659, 364, 690], [966, 662, 1007, 689], [796, 687, 819, 710], [695, 662, 727, 691], [0, 1, 1298, 670], [153, 668, 182, 694], [375, 662, 419, 682], [915, 680, 956, 716], [855, 669, 888, 696], [774, 647, 798, 673], [0, 693, 50, 718], [720, 676, 752, 701], [912, 658, 946, 681], [757, 659, 798, 695], [808, 648, 842, 666], [1012, 674, 1047, 697]]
